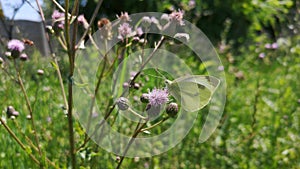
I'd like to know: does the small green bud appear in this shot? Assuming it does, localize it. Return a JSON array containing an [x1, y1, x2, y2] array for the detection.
[[116, 97, 129, 110], [166, 102, 178, 117]]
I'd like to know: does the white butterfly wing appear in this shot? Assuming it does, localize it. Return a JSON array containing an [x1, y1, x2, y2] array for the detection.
[[168, 75, 220, 112]]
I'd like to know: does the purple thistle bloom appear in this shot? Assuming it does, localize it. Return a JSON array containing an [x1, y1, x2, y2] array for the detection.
[[271, 43, 278, 49], [218, 65, 224, 71], [265, 43, 271, 49], [160, 14, 170, 22], [78, 15, 89, 29], [148, 88, 169, 107], [169, 9, 185, 25], [259, 53, 265, 58], [7, 39, 25, 52], [136, 27, 143, 37], [77, 15, 85, 23], [117, 12, 131, 22], [52, 10, 64, 20], [118, 23, 133, 40], [188, 0, 196, 8]]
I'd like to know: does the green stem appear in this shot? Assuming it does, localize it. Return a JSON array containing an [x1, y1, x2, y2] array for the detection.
[[141, 116, 169, 132], [128, 108, 148, 120], [35, 0, 68, 112], [64, 0, 77, 167], [13, 60, 42, 161], [0, 118, 41, 166], [13, 121, 58, 168], [116, 120, 148, 169], [130, 36, 165, 85]]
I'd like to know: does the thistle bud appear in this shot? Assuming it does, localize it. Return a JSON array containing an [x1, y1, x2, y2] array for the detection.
[[116, 156, 121, 162], [0, 57, 3, 64], [140, 93, 149, 103], [166, 102, 178, 117], [141, 16, 152, 28], [6, 106, 15, 118], [133, 83, 140, 89], [26, 114, 32, 120], [20, 53, 28, 61], [116, 97, 129, 110], [37, 69, 44, 76], [12, 111, 19, 117]]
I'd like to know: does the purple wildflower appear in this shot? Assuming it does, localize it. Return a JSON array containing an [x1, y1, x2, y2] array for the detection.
[[259, 53, 265, 58], [271, 43, 278, 49], [188, 0, 196, 8], [118, 23, 133, 40], [117, 12, 131, 22], [142, 16, 152, 27], [7, 39, 25, 52], [218, 65, 224, 71], [46, 116, 52, 123], [52, 10, 64, 20], [57, 21, 65, 29], [130, 71, 137, 77], [169, 9, 185, 25], [160, 14, 170, 22], [78, 15, 89, 29], [148, 88, 169, 107], [77, 15, 85, 23], [265, 43, 271, 49], [136, 27, 143, 37]]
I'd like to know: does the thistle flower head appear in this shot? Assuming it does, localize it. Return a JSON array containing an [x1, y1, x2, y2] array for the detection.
[[52, 10, 64, 20], [169, 9, 185, 25], [6, 106, 19, 118], [148, 88, 169, 107], [142, 16, 152, 27], [259, 53, 265, 59], [7, 39, 25, 53], [118, 23, 133, 40], [117, 12, 131, 22], [166, 102, 179, 117], [135, 27, 143, 37], [116, 97, 130, 110], [265, 43, 271, 49], [78, 15, 89, 29]]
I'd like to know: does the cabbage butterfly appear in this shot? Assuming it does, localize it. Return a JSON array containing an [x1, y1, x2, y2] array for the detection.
[[165, 75, 220, 112]]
